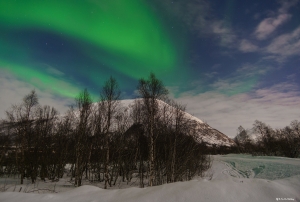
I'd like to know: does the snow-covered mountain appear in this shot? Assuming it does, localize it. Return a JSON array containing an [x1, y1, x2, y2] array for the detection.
[[0, 99, 236, 148], [193, 123, 236, 147], [120, 99, 236, 147]]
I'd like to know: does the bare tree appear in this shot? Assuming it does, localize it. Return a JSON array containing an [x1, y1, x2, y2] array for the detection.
[[234, 126, 251, 153], [279, 120, 300, 158], [137, 73, 168, 186], [4, 90, 39, 184], [0, 120, 12, 176], [74, 89, 93, 186], [239, 120, 300, 157], [31, 105, 58, 182], [290, 120, 300, 138], [253, 120, 275, 154], [0, 76, 214, 188], [170, 101, 186, 182], [100, 76, 121, 189]]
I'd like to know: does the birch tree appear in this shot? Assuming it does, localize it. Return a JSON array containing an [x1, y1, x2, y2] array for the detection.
[[137, 73, 168, 186], [74, 89, 93, 186], [100, 76, 121, 189]]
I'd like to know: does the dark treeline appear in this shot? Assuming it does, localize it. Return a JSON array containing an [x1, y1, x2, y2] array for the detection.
[[233, 120, 300, 158], [0, 73, 211, 188]]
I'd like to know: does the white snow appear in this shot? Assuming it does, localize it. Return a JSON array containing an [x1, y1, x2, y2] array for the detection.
[[1, 154, 299, 202], [67, 99, 234, 147], [120, 99, 204, 123], [119, 99, 235, 147]]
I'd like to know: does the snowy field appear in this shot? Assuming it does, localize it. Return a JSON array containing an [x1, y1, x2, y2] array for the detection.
[[0, 154, 299, 202]]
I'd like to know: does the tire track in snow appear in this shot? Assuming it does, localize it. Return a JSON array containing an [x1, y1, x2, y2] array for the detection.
[[219, 161, 254, 179]]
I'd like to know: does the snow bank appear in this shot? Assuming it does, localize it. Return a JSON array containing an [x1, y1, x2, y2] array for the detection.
[[1, 154, 299, 202], [1, 176, 299, 202]]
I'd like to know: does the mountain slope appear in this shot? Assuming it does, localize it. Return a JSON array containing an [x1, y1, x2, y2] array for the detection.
[[120, 99, 236, 147]]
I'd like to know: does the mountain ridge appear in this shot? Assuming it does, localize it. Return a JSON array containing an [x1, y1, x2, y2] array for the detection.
[[119, 99, 236, 147]]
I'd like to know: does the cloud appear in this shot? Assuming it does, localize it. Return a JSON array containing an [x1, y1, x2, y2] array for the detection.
[[208, 63, 271, 95], [205, 71, 218, 78], [46, 66, 65, 76], [0, 70, 74, 119], [253, 82, 300, 106], [175, 81, 300, 138], [174, 63, 287, 137], [155, 0, 210, 34], [253, 0, 298, 40], [254, 13, 291, 40], [211, 64, 221, 69], [211, 21, 236, 46], [211, 79, 242, 92], [209, 76, 256, 96], [236, 63, 271, 77], [239, 39, 259, 52], [156, 0, 237, 47], [264, 26, 300, 61], [278, 0, 299, 13]]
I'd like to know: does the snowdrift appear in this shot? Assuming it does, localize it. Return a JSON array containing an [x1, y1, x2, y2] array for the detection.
[[1, 154, 299, 202]]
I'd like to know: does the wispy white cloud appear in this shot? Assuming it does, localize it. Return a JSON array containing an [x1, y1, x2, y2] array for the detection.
[[175, 62, 291, 137], [37, 63, 65, 76], [211, 21, 236, 46], [254, 1, 297, 40], [253, 82, 300, 106], [239, 39, 259, 52], [286, 74, 297, 81], [237, 1, 299, 60], [209, 63, 271, 94], [236, 63, 271, 77], [254, 14, 291, 40], [205, 71, 218, 78], [156, 0, 238, 48], [46, 66, 65, 76], [264, 26, 300, 61], [175, 81, 300, 137], [211, 64, 221, 69], [278, 0, 299, 13], [211, 79, 242, 92]]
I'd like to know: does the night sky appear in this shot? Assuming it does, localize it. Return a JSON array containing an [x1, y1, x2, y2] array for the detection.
[[1, 0, 300, 137]]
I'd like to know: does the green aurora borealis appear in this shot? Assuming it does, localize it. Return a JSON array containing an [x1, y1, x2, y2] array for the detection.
[[2, 0, 300, 137], [1, 0, 289, 101], [0, 0, 186, 98]]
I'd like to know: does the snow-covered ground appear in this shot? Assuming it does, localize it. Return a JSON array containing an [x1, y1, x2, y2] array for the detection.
[[1, 154, 299, 202]]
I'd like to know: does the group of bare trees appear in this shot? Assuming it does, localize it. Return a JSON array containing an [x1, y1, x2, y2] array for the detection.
[[0, 73, 211, 188], [0, 91, 60, 184], [234, 120, 300, 158]]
